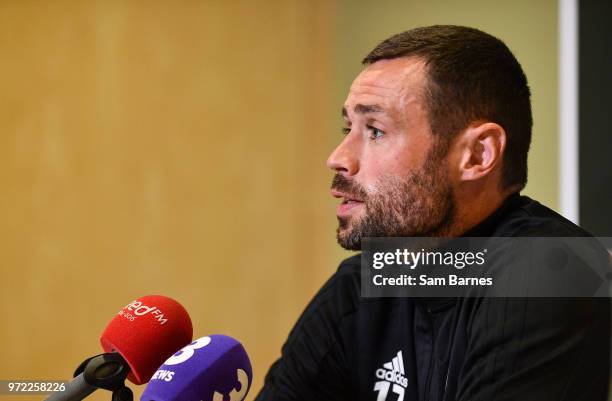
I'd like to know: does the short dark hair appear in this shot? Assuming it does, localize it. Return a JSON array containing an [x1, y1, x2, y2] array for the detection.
[[363, 25, 532, 191]]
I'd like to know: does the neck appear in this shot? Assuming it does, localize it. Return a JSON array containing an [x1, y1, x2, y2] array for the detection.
[[445, 185, 516, 237]]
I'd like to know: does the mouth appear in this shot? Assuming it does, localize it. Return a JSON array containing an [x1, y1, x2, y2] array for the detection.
[[331, 189, 365, 216]]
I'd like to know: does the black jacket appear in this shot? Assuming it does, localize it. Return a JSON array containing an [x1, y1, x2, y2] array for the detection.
[[256, 194, 610, 401]]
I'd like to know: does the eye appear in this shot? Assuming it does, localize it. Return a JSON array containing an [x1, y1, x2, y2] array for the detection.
[[341, 127, 351, 135], [368, 126, 385, 140]]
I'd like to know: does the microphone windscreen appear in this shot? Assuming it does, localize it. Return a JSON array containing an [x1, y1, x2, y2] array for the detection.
[[100, 295, 193, 385], [141, 334, 252, 401]]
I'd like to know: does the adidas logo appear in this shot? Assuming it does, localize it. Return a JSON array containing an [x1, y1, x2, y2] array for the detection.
[[375, 350, 408, 388]]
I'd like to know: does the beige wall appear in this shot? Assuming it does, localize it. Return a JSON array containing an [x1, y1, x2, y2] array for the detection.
[[0, 1, 559, 400], [0, 1, 339, 400]]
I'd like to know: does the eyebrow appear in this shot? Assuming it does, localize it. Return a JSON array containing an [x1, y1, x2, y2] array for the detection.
[[341, 103, 384, 118]]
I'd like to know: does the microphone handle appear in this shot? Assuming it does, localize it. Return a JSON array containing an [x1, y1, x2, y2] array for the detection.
[[44, 373, 97, 401]]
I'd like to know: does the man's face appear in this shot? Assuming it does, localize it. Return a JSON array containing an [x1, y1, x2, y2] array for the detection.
[[327, 57, 455, 250]]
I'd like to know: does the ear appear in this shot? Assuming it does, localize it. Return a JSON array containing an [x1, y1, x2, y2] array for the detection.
[[456, 122, 506, 182]]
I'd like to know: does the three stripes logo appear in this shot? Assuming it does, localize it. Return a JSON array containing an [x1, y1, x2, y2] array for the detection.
[[373, 350, 408, 401]]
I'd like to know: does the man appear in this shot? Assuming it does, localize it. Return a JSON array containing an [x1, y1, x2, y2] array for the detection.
[[255, 25, 610, 401]]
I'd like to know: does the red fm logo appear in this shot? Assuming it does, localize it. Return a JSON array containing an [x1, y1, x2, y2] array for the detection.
[[119, 300, 168, 325]]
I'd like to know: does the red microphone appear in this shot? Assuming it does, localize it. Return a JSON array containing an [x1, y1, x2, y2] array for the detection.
[[100, 295, 193, 385], [46, 295, 193, 401]]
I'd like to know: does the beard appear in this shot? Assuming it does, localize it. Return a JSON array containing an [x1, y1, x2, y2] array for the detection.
[[331, 148, 455, 250]]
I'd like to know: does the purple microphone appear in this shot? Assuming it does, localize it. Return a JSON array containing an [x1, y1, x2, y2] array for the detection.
[[141, 335, 252, 401]]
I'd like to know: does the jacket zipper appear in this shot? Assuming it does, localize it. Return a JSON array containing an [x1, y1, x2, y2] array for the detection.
[[423, 307, 437, 401]]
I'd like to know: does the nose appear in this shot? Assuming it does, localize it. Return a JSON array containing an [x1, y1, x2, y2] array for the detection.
[[326, 133, 360, 176]]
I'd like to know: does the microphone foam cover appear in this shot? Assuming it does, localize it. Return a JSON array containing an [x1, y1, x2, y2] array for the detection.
[[141, 334, 252, 401], [100, 295, 193, 385]]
